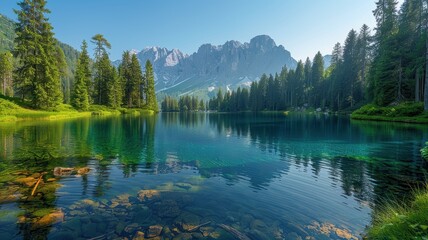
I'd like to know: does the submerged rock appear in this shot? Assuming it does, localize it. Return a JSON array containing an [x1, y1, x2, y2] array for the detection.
[[138, 190, 160, 201], [133, 231, 145, 240], [154, 200, 180, 218], [147, 225, 163, 238], [33, 210, 64, 229]]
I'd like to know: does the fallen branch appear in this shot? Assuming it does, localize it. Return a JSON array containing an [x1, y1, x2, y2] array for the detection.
[[188, 221, 211, 232], [217, 224, 251, 240], [31, 174, 44, 196]]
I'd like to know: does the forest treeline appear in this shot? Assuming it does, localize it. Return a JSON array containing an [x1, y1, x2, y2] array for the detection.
[[0, 0, 158, 112], [195, 0, 428, 113]]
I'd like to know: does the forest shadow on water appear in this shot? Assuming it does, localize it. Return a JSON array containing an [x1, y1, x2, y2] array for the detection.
[[0, 113, 427, 239]]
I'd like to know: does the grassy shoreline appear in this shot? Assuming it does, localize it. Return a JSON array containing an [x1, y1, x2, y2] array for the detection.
[[351, 103, 428, 124], [0, 98, 155, 123]]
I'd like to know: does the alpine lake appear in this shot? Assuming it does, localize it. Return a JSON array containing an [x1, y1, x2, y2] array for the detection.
[[0, 113, 427, 240]]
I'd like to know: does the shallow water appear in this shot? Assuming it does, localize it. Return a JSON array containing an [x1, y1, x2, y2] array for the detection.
[[0, 113, 427, 239]]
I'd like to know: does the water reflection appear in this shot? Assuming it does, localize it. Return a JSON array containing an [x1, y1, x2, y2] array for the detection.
[[0, 113, 427, 239]]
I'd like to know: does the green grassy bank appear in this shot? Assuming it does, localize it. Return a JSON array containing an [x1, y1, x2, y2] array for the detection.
[[351, 102, 428, 124], [367, 188, 428, 239], [0, 97, 155, 123]]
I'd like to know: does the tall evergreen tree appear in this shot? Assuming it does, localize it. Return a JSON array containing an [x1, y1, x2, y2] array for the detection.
[[144, 60, 158, 111], [0, 51, 13, 96], [371, 0, 400, 106], [107, 67, 123, 108], [91, 34, 111, 105], [129, 54, 143, 107], [310, 54, 324, 107], [14, 0, 63, 109], [71, 41, 91, 111]]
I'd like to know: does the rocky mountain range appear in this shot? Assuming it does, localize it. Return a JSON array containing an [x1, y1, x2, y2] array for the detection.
[[120, 35, 299, 98]]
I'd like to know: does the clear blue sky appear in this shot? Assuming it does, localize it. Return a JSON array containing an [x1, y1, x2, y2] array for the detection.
[[0, 0, 403, 61]]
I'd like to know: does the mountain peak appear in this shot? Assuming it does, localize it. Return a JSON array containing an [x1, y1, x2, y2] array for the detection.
[[249, 35, 277, 51]]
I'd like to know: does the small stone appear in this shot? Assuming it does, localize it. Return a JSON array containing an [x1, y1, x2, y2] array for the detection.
[[137, 190, 160, 201], [82, 199, 99, 208], [154, 200, 180, 218], [124, 223, 140, 234], [250, 219, 268, 231], [192, 232, 203, 238], [33, 210, 64, 229], [174, 183, 192, 190], [147, 225, 163, 238], [77, 167, 90, 175], [132, 231, 145, 240]]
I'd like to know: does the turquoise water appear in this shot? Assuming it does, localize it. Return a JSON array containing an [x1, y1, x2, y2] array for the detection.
[[0, 113, 427, 239]]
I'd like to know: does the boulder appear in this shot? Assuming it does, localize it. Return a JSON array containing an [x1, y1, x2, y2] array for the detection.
[[147, 225, 163, 238]]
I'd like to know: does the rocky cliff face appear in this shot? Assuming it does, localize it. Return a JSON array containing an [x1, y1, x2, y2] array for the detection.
[[121, 35, 298, 96]]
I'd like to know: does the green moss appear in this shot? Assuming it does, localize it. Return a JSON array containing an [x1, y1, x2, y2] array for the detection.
[[351, 103, 428, 124], [367, 188, 428, 239]]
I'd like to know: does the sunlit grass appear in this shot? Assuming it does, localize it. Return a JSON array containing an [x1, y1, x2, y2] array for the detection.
[[367, 187, 428, 239]]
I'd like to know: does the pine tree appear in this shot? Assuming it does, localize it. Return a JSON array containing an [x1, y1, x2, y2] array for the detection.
[[130, 54, 143, 107], [311, 53, 324, 107], [14, 0, 63, 110], [371, 0, 399, 106], [107, 67, 123, 108], [144, 60, 158, 111], [0, 51, 13, 96], [55, 44, 69, 103], [71, 41, 91, 111], [91, 34, 111, 105]]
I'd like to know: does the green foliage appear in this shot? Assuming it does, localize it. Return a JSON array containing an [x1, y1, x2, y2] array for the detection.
[[14, 0, 63, 110], [421, 143, 428, 160], [352, 103, 428, 123], [161, 95, 207, 112], [0, 51, 13, 96], [367, 188, 428, 239], [72, 41, 91, 111], [353, 103, 424, 117], [120, 52, 143, 108], [144, 60, 158, 112]]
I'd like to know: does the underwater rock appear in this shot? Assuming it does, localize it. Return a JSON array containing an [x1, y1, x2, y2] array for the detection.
[[82, 199, 99, 208], [250, 219, 268, 231], [125, 223, 140, 234], [53, 167, 91, 177], [200, 226, 215, 237], [138, 190, 160, 201], [306, 221, 358, 240], [33, 210, 64, 229], [154, 200, 180, 218], [133, 231, 145, 240], [174, 182, 193, 190], [147, 225, 163, 238], [77, 167, 90, 175], [53, 167, 74, 176], [162, 226, 174, 238], [175, 212, 201, 232]]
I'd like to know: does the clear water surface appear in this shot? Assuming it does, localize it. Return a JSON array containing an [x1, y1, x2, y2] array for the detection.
[[0, 113, 427, 239]]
